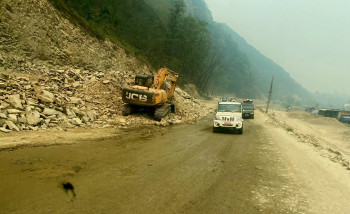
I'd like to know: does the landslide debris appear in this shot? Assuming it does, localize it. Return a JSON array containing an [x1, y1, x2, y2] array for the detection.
[[0, 68, 210, 133], [0, 0, 212, 133]]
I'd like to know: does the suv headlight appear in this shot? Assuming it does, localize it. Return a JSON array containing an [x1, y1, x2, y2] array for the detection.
[[234, 117, 243, 122], [215, 115, 221, 120]]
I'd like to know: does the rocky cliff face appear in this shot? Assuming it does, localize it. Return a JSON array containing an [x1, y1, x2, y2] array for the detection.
[[0, 0, 146, 74], [0, 0, 211, 133]]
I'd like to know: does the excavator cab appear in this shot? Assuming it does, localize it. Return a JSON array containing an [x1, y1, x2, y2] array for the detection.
[[134, 74, 154, 88]]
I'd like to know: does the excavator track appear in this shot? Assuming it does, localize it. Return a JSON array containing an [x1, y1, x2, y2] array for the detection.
[[122, 104, 134, 116], [154, 104, 172, 121]]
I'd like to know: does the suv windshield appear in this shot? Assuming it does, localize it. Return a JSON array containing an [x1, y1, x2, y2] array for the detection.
[[218, 104, 241, 112], [243, 104, 254, 110]]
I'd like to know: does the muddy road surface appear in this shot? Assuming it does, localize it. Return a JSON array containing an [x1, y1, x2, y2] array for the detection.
[[1, 111, 350, 214]]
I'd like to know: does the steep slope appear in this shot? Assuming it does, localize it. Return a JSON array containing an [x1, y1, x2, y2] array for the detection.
[[0, 0, 145, 74]]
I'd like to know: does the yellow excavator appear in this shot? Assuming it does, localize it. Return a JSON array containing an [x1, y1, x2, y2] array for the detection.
[[122, 68, 179, 121]]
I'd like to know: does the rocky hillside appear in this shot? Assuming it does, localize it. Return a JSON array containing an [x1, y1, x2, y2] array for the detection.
[[0, 0, 211, 133], [0, 0, 144, 74]]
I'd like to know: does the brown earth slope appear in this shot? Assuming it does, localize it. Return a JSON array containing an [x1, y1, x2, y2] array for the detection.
[[0, 0, 213, 135]]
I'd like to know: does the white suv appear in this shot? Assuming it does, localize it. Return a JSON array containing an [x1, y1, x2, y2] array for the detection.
[[213, 101, 243, 134]]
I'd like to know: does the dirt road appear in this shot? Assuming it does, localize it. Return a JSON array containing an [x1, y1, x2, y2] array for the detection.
[[1, 111, 350, 214]]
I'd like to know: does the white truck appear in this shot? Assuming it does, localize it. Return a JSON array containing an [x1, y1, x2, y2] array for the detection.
[[213, 101, 243, 134]]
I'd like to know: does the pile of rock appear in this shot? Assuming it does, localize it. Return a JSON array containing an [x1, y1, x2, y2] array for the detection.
[[0, 71, 100, 133], [0, 65, 212, 133]]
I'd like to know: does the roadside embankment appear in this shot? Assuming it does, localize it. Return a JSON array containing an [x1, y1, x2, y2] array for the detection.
[[261, 108, 350, 171]]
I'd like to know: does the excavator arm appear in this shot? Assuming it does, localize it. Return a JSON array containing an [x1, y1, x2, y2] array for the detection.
[[151, 68, 179, 99]]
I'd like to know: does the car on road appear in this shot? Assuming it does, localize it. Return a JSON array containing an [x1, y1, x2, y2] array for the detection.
[[213, 101, 243, 134], [242, 99, 254, 119], [221, 96, 228, 102]]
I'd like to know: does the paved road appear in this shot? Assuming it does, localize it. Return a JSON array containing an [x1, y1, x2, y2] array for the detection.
[[0, 112, 311, 214]]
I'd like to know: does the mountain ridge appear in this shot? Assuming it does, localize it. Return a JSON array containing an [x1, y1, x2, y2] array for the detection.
[[181, 0, 313, 104]]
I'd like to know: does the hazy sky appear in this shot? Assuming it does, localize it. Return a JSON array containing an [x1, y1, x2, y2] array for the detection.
[[205, 0, 350, 95]]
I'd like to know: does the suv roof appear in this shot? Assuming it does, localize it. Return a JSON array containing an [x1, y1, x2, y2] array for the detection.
[[243, 99, 253, 103], [219, 101, 241, 105]]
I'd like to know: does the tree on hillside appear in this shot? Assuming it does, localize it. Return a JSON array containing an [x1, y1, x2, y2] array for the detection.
[[165, 0, 219, 93]]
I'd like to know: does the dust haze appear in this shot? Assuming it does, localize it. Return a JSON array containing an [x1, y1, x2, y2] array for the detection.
[[205, 0, 350, 96]]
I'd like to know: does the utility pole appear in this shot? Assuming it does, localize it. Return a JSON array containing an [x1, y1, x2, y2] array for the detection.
[[266, 76, 274, 113]]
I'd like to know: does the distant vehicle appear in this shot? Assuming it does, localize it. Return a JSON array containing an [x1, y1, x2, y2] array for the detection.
[[243, 99, 253, 104], [228, 97, 236, 102], [213, 101, 243, 134], [221, 96, 228, 102], [242, 99, 254, 119], [340, 115, 350, 124]]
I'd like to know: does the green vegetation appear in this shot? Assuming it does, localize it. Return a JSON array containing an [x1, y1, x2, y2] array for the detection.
[[48, 0, 314, 103], [286, 127, 294, 132], [48, 0, 216, 94]]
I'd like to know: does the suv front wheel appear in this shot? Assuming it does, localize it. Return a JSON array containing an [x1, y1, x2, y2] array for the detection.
[[237, 126, 243, 135], [213, 127, 219, 133]]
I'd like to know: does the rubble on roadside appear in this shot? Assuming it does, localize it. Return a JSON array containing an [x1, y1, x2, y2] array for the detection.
[[0, 68, 210, 133], [0, 0, 212, 134]]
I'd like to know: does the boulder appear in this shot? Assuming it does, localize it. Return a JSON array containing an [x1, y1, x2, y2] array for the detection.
[[0, 113, 7, 119], [33, 85, 43, 94], [24, 85, 32, 90], [8, 114, 17, 122], [71, 118, 82, 126], [7, 109, 22, 114], [59, 118, 74, 128], [87, 111, 95, 122], [69, 97, 82, 104], [71, 107, 83, 116], [6, 121, 20, 131], [119, 118, 126, 124], [37, 94, 54, 103], [42, 108, 59, 116], [0, 83, 6, 88], [8, 94, 23, 109], [18, 117, 27, 123], [0, 102, 10, 109], [72, 82, 80, 88], [0, 119, 6, 126], [0, 127, 11, 133], [28, 126, 38, 131], [89, 76, 97, 82], [82, 116, 90, 123], [65, 108, 76, 118], [97, 72, 105, 78], [42, 90, 55, 100], [26, 110, 42, 125], [44, 119, 51, 125], [26, 100, 38, 106]]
